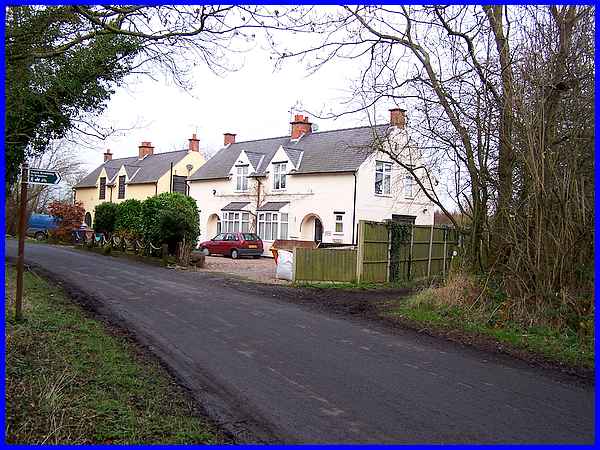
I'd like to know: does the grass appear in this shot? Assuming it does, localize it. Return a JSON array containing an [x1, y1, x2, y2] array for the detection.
[[384, 274, 594, 369], [5, 265, 224, 444]]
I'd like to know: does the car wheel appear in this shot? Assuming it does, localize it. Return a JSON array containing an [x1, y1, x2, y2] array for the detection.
[[34, 232, 46, 241], [200, 247, 210, 256], [230, 249, 239, 259]]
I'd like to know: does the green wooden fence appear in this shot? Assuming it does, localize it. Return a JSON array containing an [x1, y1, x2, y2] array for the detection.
[[293, 247, 357, 282], [356, 220, 460, 282], [356, 220, 389, 282], [291, 220, 459, 283]]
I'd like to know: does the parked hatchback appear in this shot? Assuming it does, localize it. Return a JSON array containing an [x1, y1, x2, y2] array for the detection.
[[199, 232, 263, 259]]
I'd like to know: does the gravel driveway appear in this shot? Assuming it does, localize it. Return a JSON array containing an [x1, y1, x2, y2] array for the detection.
[[201, 255, 283, 284]]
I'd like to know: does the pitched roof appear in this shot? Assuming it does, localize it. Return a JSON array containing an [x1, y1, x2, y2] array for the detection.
[[257, 201, 289, 211], [189, 124, 389, 181], [221, 201, 251, 211], [75, 150, 189, 188]]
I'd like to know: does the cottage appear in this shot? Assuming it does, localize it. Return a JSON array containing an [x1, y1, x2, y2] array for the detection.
[[188, 109, 434, 255], [74, 135, 205, 226]]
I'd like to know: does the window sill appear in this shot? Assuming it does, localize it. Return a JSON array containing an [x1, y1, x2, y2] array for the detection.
[[374, 193, 392, 198], [333, 232, 344, 236]]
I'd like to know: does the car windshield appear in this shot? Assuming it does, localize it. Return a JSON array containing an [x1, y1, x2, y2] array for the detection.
[[213, 233, 225, 241], [242, 233, 259, 241]]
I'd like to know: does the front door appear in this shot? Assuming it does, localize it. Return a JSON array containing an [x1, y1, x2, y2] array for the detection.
[[314, 218, 323, 243]]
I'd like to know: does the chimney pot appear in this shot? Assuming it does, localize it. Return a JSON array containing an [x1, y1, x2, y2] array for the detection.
[[103, 149, 112, 162], [389, 108, 407, 129], [138, 141, 154, 159], [290, 114, 312, 139], [224, 133, 237, 146], [188, 133, 200, 152]]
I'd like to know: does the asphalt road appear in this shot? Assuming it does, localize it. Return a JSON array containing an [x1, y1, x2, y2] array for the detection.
[[5, 240, 594, 444]]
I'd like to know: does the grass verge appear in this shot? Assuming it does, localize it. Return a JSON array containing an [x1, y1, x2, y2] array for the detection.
[[384, 274, 594, 370], [5, 265, 224, 444]]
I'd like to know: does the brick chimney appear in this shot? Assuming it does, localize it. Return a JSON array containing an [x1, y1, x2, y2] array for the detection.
[[224, 133, 236, 146], [188, 133, 200, 152], [389, 108, 406, 129], [290, 114, 312, 139], [103, 149, 112, 162], [138, 141, 154, 159]]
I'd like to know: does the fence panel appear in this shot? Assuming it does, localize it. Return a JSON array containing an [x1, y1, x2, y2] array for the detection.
[[357, 220, 389, 282], [388, 224, 460, 281], [294, 248, 357, 282]]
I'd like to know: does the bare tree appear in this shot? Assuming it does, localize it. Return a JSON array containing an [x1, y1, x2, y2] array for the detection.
[[267, 5, 594, 316]]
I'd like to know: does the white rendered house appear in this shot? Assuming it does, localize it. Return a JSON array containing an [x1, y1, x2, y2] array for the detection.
[[188, 109, 434, 255]]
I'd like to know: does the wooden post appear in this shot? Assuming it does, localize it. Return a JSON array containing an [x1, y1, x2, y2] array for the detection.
[[15, 164, 28, 321], [427, 223, 434, 278], [162, 244, 169, 266], [355, 220, 364, 283], [292, 247, 297, 282], [408, 225, 414, 280], [442, 227, 448, 277]]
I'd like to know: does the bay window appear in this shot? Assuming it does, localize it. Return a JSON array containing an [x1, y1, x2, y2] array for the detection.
[[258, 212, 288, 240], [222, 211, 250, 232]]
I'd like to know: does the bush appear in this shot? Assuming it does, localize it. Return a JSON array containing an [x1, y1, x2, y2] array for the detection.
[[47, 200, 85, 242], [141, 192, 199, 249], [93, 202, 118, 234], [115, 199, 143, 239]]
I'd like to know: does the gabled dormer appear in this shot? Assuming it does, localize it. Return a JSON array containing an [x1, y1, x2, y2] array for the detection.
[[229, 150, 253, 192], [267, 146, 293, 191]]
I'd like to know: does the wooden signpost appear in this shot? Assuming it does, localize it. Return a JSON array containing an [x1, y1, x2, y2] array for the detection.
[[15, 165, 61, 321]]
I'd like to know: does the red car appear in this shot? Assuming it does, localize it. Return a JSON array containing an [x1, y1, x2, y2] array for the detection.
[[198, 232, 264, 259]]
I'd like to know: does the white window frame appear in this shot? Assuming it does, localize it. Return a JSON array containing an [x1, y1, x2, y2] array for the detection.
[[258, 211, 288, 241], [334, 213, 344, 233], [235, 165, 249, 191], [222, 211, 251, 233], [404, 170, 416, 199], [375, 161, 392, 196], [273, 162, 287, 190]]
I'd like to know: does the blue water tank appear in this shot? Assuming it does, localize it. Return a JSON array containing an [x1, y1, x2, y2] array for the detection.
[[27, 213, 59, 231]]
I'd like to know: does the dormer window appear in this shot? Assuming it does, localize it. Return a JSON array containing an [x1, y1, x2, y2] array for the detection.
[[99, 177, 106, 200], [118, 175, 126, 199], [236, 165, 248, 191], [273, 162, 286, 190]]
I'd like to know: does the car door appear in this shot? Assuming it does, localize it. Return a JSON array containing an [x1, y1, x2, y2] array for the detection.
[[223, 233, 238, 255], [210, 233, 226, 254]]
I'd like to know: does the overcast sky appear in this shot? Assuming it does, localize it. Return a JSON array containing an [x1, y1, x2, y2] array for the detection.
[[81, 43, 393, 171]]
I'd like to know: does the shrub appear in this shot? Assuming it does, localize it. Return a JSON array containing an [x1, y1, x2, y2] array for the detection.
[[94, 202, 119, 234], [47, 200, 85, 242], [141, 192, 199, 248], [115, 199, 143, 239]]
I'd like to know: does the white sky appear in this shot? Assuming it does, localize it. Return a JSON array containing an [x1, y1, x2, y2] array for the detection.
[[83, 45, 393, 171]]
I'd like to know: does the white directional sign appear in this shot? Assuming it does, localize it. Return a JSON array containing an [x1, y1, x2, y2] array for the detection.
[[27, 168, 61, 185]]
